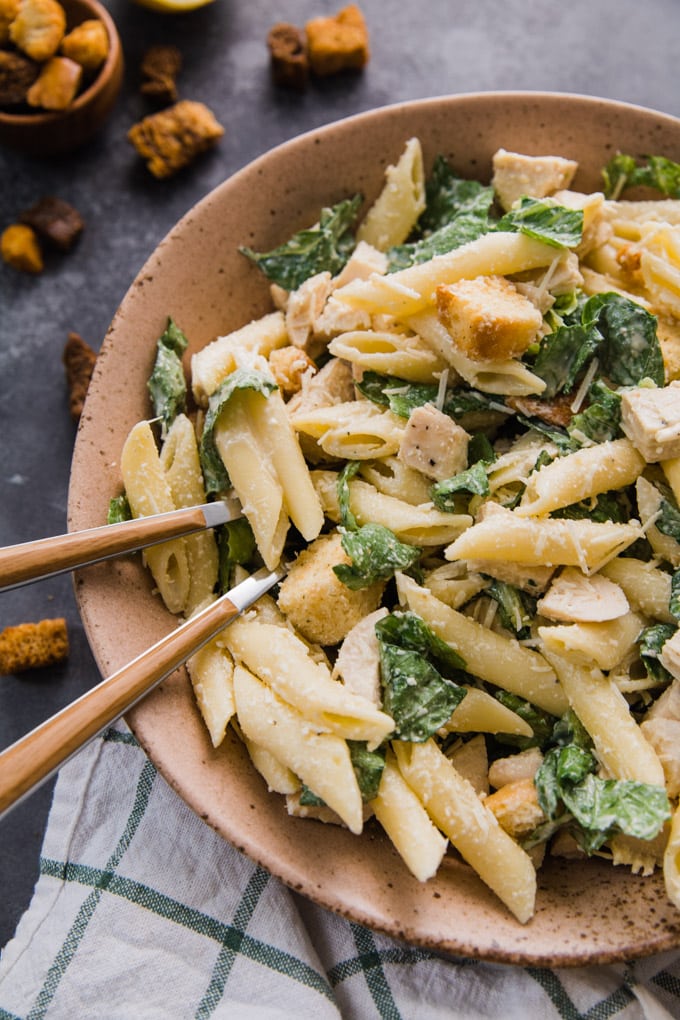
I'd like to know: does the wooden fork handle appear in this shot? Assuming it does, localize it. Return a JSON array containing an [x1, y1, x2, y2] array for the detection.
[[0, 590, 242, 819], [0, 503, 235, 593]]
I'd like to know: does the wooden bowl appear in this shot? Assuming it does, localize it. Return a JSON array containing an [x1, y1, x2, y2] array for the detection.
[[0, 0, 123, 155], [70, 92, 680, 966]]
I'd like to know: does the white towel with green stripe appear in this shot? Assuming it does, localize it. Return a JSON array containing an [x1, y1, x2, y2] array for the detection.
[[1, 724, 679, 1019]]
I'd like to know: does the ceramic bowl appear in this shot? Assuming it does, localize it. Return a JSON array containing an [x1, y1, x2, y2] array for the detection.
[[0, 0, 123, 155], [69, 92, 680, 966]]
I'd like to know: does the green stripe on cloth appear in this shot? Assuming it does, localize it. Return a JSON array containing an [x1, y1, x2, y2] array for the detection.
[[526, 968, 635, 1020], [347, 923, 402, 1020], [27, 760, 157, 1020], [652, 968, 680, 999], [38, 859, 335, 1007], [102, 728, 139, 746], [0, 1007, 23, 1020]]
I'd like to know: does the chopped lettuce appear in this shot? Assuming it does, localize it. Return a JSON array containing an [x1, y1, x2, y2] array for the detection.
[[430, 461, 490, 511], [334, 462, 421, 590], [376, 611, 467, 742], [602, 153, 680, 199], [493, 691, 556, 751], [670, 570, 680, 622], [147, 317, 189, 436], [530, 292, 663, 398], [497, 197, 583, 248], [484, 580, 536, 639], [639, 623, 676, 685], [217, 517, 257, 592], [566, 379, 622, 446], [348, 740, 386, 801], [239, 195, 362, 290], [107, 494, 132, 525]]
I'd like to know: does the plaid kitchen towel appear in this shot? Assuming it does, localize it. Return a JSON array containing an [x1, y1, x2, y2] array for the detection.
[[2, 725, 680, 1020]]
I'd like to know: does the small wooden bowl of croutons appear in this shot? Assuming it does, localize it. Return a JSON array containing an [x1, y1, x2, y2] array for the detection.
[[0, 0, 123, 155]]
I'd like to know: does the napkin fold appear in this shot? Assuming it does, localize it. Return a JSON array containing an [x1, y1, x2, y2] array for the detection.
[[1, 723, 680, 1020]]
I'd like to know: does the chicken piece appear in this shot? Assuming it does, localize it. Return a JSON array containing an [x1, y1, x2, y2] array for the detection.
[[61, 18, 109, 72], [20, 195, 84, 251], [640, 718, 680, 797], [312, 294, 371, 341], [488, 747, 543, 790], [537, 566, 630, 623], [0, 0, 20, 44], [0, 618, 68, 674], [277, 532, 385, 646], [484, 777, 545, 838], [436, 274, 543, 362], [1, 223, 43, 273], [139, 43, 182, 104], [397, 403, 469, 481], [9, 0, 65, 60], [620, 382, 680, 462], [128, 100, 224, 179], [0, 48, 39, 104], [305, 4, 369, 76], [332, 606, 388, 705], [63, 331, 96, 420], [268, 345, 315, 398], [660, 630, 680, 682], [285, 271, 332, 351], [267, 22, 309, 90], [286, 356, 355, 463], [646, 678, 680, 722], [491, 149, 578, 212], [332, 239, 388, 287], [26, 55, 82, 110]]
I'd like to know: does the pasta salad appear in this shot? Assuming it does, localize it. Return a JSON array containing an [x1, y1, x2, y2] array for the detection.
[[113, 138, 680, 925]]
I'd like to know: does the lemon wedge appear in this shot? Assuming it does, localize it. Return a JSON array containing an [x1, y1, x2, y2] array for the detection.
[[132, 0, 216, 13]]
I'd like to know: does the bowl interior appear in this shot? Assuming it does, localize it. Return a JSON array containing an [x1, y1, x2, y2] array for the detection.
[[69, 92, 680, 966]]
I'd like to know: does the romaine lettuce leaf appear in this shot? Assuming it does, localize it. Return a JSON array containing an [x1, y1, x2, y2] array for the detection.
[[334, 524, 421, 591], [239, 195, 362, 290], [147, 317, 189, 435], [602, 153, 680, 199], [497, 197, 583, 248]]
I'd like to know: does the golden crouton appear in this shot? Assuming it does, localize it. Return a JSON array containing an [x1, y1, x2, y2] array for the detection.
[[0, 0, 20, 45], [140, 43, 182, 104], [63, 330, 96, 419], [492, 149, 578, 212], [10, 0, 66, 61], [127, 100, 224, 179], [60, 18, 109, 73], [277, 532, 385, 646], [27, 55, 82, 109], [484, 777, 545, 839], [0, 618, 69, 674], [267, 22, 309, 90], [268, 345, 315, 398], [436, 274, 542, 362], [1, 223, 43, 273], [305, 4, 369, 76], [20, 195, 84, 251]]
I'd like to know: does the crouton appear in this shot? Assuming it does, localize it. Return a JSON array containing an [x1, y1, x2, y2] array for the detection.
[[305, 4, 369, 76], [436, 274, 543, 362], [620, 382, 680, 461], [139, 43, 182, 104], [10, 0, 65, 61], [277, 532, 385, 646], [1, 223, 43, 273], [63, 330, 96, 419], [26, 54, 82, 110], [492, 148, 578, 212], [127, 100, 224, 179], [267, 22, 309, 90], [60, 18, 109, 73], [20, 195, 84, 251], [398, 403, 469, 481], [484, 777, 545, 838], [0, 0, 20, 45], [268, 345, 315, 399], [0, 618, 69, 674], [0, 48, 38, 105]]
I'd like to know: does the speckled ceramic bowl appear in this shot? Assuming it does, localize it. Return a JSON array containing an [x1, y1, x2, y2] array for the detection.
[[0, 0, 123, 155], [69, 92, 680, 966]]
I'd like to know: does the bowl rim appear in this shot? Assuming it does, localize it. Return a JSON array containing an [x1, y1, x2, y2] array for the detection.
[[69, 90, 680, 967], [0, 0, 122, 126]]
